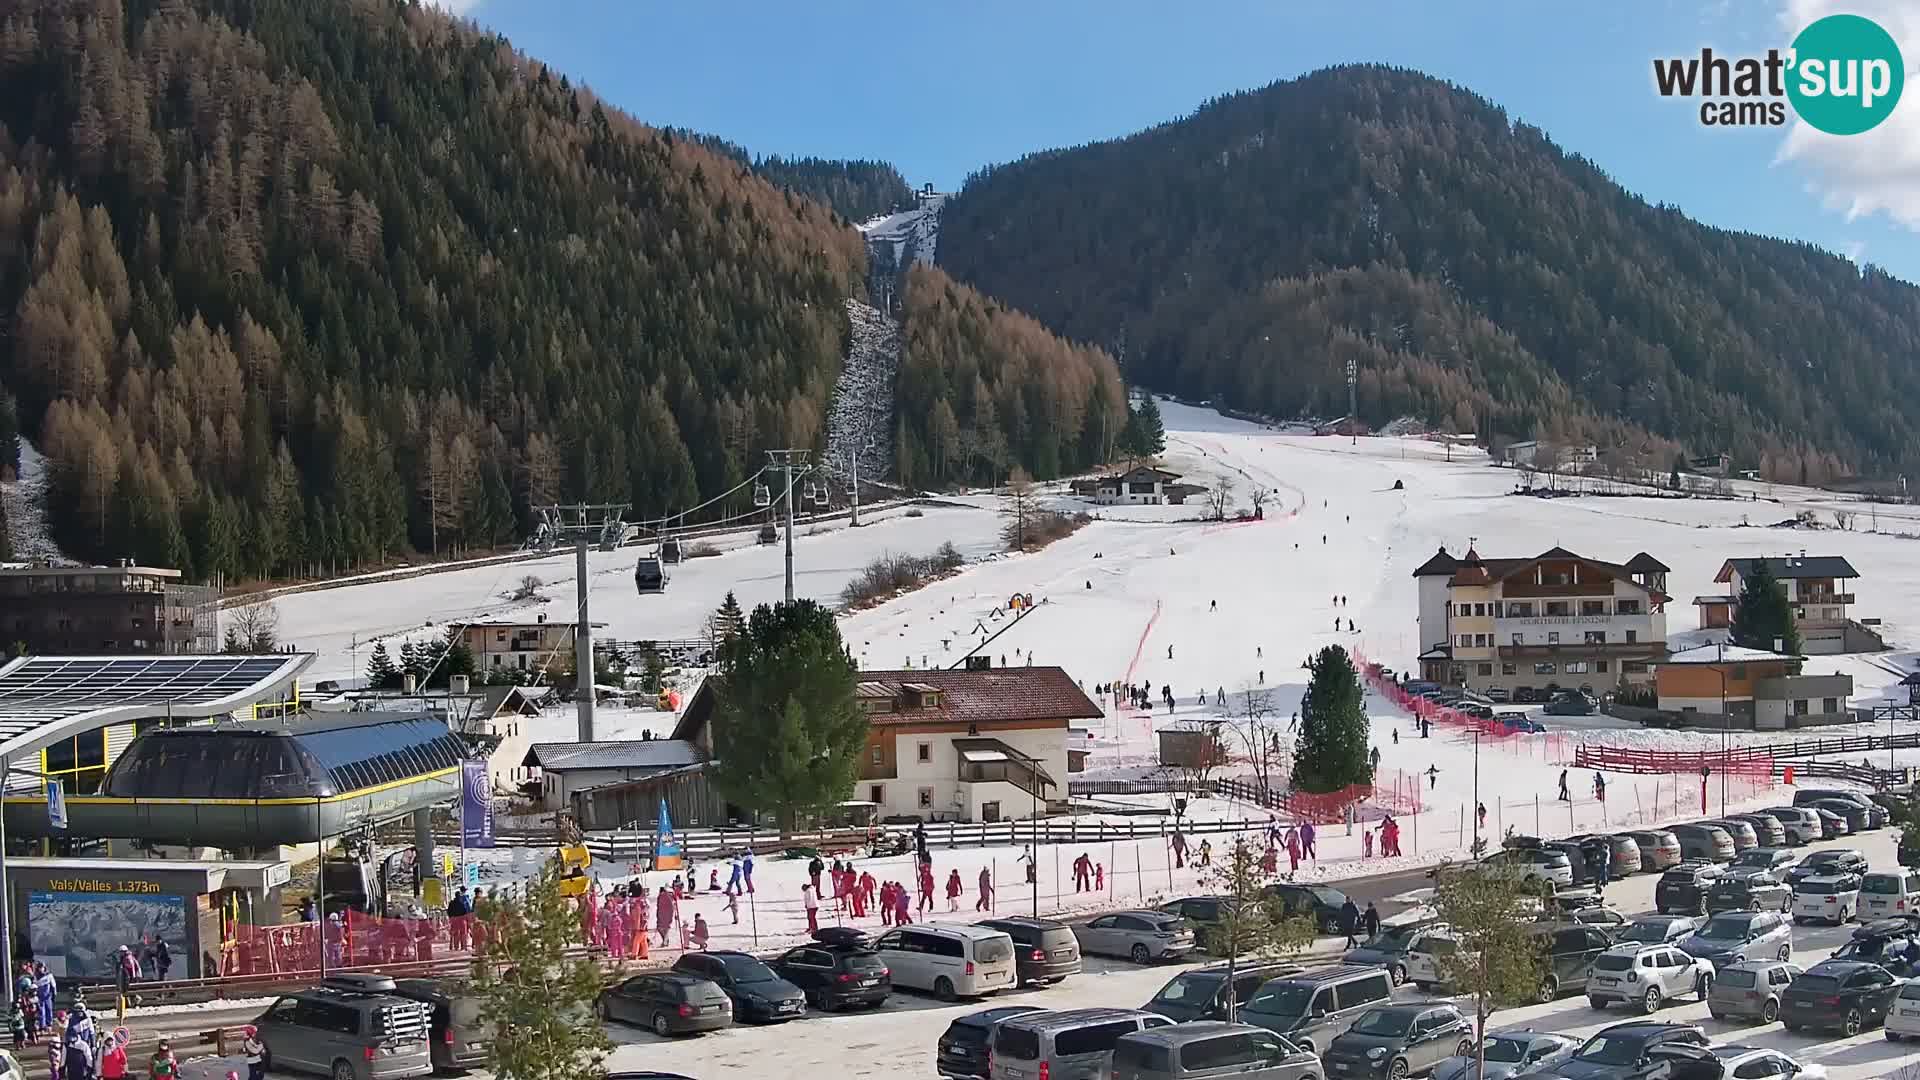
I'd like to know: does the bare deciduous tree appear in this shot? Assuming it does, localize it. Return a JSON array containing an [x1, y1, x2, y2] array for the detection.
[[224, 599, 281, 653], [1206, 473, 1237, 521], [1230, 684, 1284, 802], [1249, 487, 1271, 518]]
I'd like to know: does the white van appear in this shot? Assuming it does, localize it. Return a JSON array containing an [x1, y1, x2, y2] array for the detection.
[[874, 924, 1017, 1001], [1860, 870, 1920, 920]]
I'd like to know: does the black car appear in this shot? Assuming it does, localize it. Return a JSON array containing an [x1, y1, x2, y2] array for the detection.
[[935, 1005, 1047, 1080], [1785, 847, 1869, 884], [1546, 840, 1601, 886], [1157, 896, 1241, 955], [1827, 917, 1920, 979], [771, 940, 891, 1010], [1702, 872, 1790, 915], [1780, 959, 1904, 1035], [1655, 863, 1725, 916], [1901, 828, 1920, 869], [1797, 789, 1887, 828], [1552, 1021, 1709, 1080], [1142, 960, 1300, 1023], [1811, 798, 1875, 834], [1342, 918, 1441, 986], [391, 978, 486, 1073], [976, 915, 1081, 985], [597, 973, 732, 1036], [1810, 806, 1850, 839], [1263, 882, 1350, 933], [672, 950, 805, 1023]]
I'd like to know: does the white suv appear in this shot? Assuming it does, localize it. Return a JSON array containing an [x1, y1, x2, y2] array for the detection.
[[1585, 944, 1714, 1014], [1791, 874, 1862, 926]]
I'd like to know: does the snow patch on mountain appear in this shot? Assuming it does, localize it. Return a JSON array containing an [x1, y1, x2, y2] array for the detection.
[[858, 191, 944, 274], [823, 298, 900, 484], [1, 439, 68, 564]]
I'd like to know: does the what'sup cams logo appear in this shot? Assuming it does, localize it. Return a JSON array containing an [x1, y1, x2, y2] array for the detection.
[[1654, 13, 1904, 134]]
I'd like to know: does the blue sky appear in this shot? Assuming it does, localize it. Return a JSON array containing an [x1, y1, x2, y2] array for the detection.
[[459, 0, 1920, 284]]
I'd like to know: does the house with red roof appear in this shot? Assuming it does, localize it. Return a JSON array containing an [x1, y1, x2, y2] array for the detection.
[[1411, 546, 1671, 699], [675, 664, 1102, 823]]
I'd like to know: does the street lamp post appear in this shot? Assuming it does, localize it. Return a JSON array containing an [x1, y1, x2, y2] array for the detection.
[[1716, 641, 1727, 815]]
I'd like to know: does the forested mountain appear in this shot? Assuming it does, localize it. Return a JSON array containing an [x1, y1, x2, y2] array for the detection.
[[668, 131, 915, 224], [941, 64, 1920, 484], [894, 264, 1126, 489], [0, 0, 1110, 583]]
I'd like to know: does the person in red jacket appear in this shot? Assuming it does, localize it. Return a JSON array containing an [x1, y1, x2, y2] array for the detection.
[[944, 869, 963, 912]]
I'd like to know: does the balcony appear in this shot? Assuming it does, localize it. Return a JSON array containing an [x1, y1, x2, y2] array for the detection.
[[1793, 592, 1854, 606], [955, 738, 1056, 799], [1499, 641, 1665, 659]]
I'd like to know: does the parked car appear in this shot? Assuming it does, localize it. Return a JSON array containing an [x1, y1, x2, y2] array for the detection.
[[1626, 830, 1684, 872], [1110, 1021, 1320, 1080], [937, 1005, 1047, 1080], [1655, 863, 1725, 916], [1263, 883, 1353, 934], [1544, 692, 1597, 716], [1754, 807, 1822, 845], [389, 979, 486, 1075], [1810, 798, 1874, 834], [1797, 789, 1887, 828], [1677, 911, 1793, 967], [1728, 814, 1787, 848], [1581, 834, 1643, 876], [1792, 874, 1863, 925], [1702, 870, 1791, 915], [1143, 961, 1302, 1024], [988, 1008, 1171, 1080], [1075, 910, 1196, 964], [1885, 978, 1920, 1042], [255, 976, 435, 1080], [1827, 916, 1920, 978], [1430, 1031, 1577, 1080], [1484, 687, 1510, 703], [596, 973, 731, 1037], [1784, 848, 1868, 883], [1405, 927, 1459, 992], [1705, 1047, 1828, 1080], [1469, 847, 1574, 889], [671, 950, 804, 1023], [1584, 944, 1715, 1013], [1617, 916, 1697, 946], [1531, 924, 1616, 1002], [1729, 848, 1795, 876], [771, 939, 892, 1010], [1809, 805, 1850, 838], [1238, 964, 1395, 1056], [1901, 827, 1920, 869], [1780, 959, 1904, 1035], [877, 924, 1017, 1000], [1323, 1003, 1474, 1080], [1860, 870, 1920, 920], [1700, 819, 1758, 852], [977, 915, 1082, 985], [1706, 959, 1802, 1024], [1550, 1022, 1708, 1080], [1342, 918, 1441, 986], [1667, 824, 1735, 863], [1159, 897, 1238, 955]]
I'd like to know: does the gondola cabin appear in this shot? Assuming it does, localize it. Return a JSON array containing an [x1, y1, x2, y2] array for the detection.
[[757, 523, 778, 545], [660, 537, 683, 564], [634, 555, 668, 594]]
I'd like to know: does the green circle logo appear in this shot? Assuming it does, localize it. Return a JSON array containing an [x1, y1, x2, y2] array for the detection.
[[1787, 14, 1905, 135]]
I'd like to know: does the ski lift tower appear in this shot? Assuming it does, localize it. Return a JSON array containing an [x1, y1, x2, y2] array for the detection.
[[532, 502, 629, 742], [765, 450, 816, 602]]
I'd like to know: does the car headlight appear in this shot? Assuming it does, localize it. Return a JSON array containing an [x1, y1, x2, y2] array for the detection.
[[1367, 1047, 1387, 1060]]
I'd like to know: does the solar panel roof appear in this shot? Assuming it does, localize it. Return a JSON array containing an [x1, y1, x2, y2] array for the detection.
[[0, 654, 313, 758]]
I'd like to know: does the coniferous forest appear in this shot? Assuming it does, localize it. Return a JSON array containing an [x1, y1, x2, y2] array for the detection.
[[0, 0, 1113, 582], [940, 65, 1920, 484]]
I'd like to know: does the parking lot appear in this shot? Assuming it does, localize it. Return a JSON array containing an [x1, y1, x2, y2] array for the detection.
[[601, 813, 1916, 1079]]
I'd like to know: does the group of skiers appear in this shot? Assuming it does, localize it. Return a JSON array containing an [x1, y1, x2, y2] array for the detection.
[[1556, 769, 1608, 802]]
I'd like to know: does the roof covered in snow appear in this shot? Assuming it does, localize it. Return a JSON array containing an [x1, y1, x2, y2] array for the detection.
[[1717, 556, 1859, 582], [1661, 644, 1801, 665]]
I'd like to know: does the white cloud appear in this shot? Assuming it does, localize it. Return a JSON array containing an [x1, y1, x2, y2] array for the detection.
[[1773, 0, 1920, 232]]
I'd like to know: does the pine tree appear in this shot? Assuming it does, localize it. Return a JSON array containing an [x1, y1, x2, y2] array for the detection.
[[1132, 395, 1166, 457], [399, 640, 424, 686], [708, 591, 745, 645], [366, 641, 399, 690], [468, 862, 610, 1080], [709, 600, 867, 837], [1730, 561, 1802, 655], [1293, 645, 1370, 793]]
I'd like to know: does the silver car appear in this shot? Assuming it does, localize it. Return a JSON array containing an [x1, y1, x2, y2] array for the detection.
[[1706, 959, 1801, 1024], [1323, 1004, 1473, 1079], [1111, 1022, 1319, 1080], [256, 979, 434, 1080], [1584, 944, 1714, 1013], [1075, 910, 1196, 964], [1430, 1030, 1577, 1080]]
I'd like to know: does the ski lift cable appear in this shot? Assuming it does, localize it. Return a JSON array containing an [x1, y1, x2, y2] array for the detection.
[[630, 464, 777, 530]]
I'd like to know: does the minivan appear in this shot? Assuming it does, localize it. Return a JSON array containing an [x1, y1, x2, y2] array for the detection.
[[989, 1008, 1171, 1080], [1861, 870, 1920, 920], [1237, 964, 1395, 1056], [1667, 824, 1734, 863], [256, 976, 434, 1080], [937, 1005, 1046, 1080], [391, 979, 487, 1073], [875, 924, 1017, 1000], [1111, 1022, 1318, 1080], [1143, 961, 1300, 1024], [977, 916, 1082, 986]]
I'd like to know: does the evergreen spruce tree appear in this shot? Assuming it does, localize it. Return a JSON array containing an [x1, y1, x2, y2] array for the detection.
[[708, 591, 746, 645], [709, 600, 867, 837], [366, 641, 399, 690], [1292, 645, 1370, 793], [1730, 561, 1802, 655], [399, 640, 424, 686], [1133, 394, 1166, 456], [468, 862, 610, 1080]]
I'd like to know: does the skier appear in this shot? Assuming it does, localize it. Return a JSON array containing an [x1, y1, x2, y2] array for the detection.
[[33, 964, 54, 1036], [1557, 769, 1570, 802], [1170, 829, 1188, 868], [1476, 802, 1487, 830], [918, 862, 936, 914], [1094, 863, 1105, 891], [893, 882, 912, 925], [1300, 821, 1317, 859], [1256, 646, 1263, 658], [977, 866, 994, 911], [1392, 727, 1399, 745], [1426, 764, 1439, 789], [743, 850, 756, 894], [1197, 838, 1212, 867], [1072, 852, 1092, 892], [1368, 745, 1381, 770], [945, 869, 963, 912], [1167, 645, 1174, 660], [1259, 670, 1265, 683], [691, 913, 711, 951], [802, 884, 820, 933], [1210, 600, 1217, 611], [1594, 772, 1608, 801], [807, 855, 824, 897]]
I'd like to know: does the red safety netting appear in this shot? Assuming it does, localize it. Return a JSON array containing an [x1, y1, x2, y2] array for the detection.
[[220, 913, 480, 977], [1356, 653, 1573, 761]]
